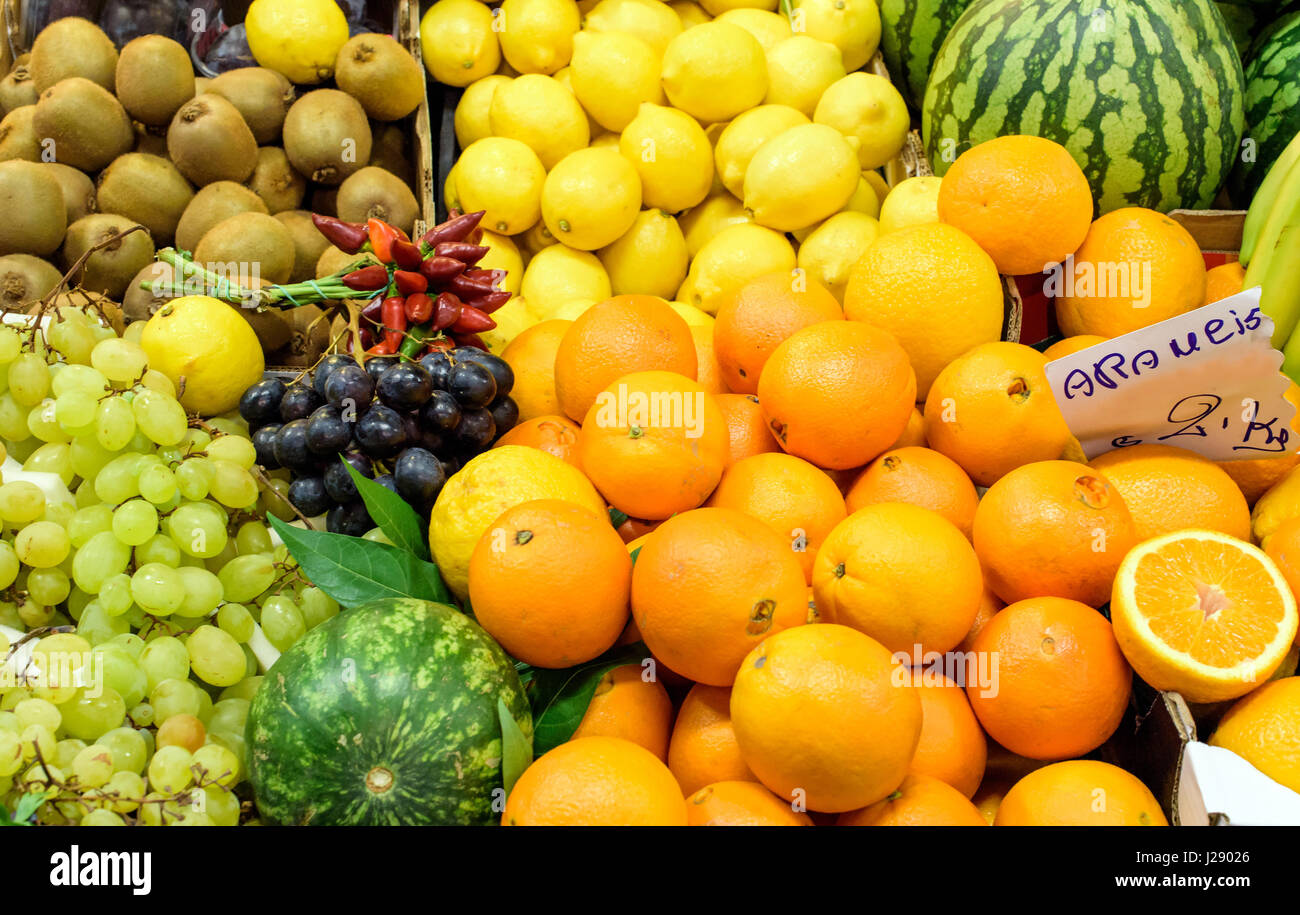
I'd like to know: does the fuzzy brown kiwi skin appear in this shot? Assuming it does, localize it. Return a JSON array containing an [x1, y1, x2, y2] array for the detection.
[[42, 163, 96, 224], [281, 89, 372, 186], [174, 182, 270, 253], [275, 210, 333, 284], [0, 254, 63, 309], [0, 106, 40, 162], [31, 77, 134, 172], [205, 68, 295, 145], [0, 64, 38, 113], [166, 93, 259, 187], [246, 147, 307, 214], [336, 166, 419, 237], [114, 35, 196, 128], [61, 214, 156, 300], [192, 211, 296, 287], [29, 17, 118, 93], [0, 160, 67, 257], [334, 33, 424, 122], [95, 153, 195, 246]]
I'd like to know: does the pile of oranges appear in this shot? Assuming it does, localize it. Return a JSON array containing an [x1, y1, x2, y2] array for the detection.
[[433, 132, 1300, 827]]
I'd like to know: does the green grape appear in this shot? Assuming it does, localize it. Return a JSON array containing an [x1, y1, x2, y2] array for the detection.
[[89, 339, 148, 384], [23, 441, 74, 483], [128, 703, 154, 728], [206, 435, 257, 469], [130, 389, 186, 446], [70, 744, 114, 788], [137, 464, 177, 504], [67, 504, 114, 547], [67, 587, 92, 621], [361, 527, 393, 545], [51, 363, 109, 397], [138, 369, 176, 398], [207, 697, 249, 733], [0, 392, 32, 442], [299, 586, 340, 630], [174, 457, 214, 500], [76, 601, 131, 646], [202, 536, 239, 574], [149, 678, 202, 724], [193, 681, 213, 724], [95, 647, 146, 707], [168, 501, 228, 558], [8, 352, 50, 406], [146, 744, 193, 794], [134, 533, 181, 568], [27, 398, 71, 444], [216, 553, 276, 603], [0, 480, 45, 523], [122, 321, 146, 344], [261, 596, 306, 651], [15, 521, 71, 568], [179, 428, 211, 453], [217, 678, 261, 706], [234, 521, 273, 555], [216, 604, 255, 643], [175, 567, 223, 618], [0, 325, 20, 363], [94, 397, 135, 451], [17, 598, 55, 629], [27, 567, 70, 605], [259, 476, 294, 520], [104, 769, 145, 813], [207, 459, 259, 509], [0, 729, 21, 777], [241, 641, 258, 678], [58, 686, 126, 741], [129, 563, 185, 616], [199, 783, 240, 825], [97, 574, 133, 617], [93, 452, 144, 504], [105, 632, 145, 659], [110, 499, 158, 546], [186, 626, 245, 688], [19, 722, 57, 763], [123, 427, 154, 454], [49, 317, 96, 365], [0, 689, 32, 712], [42, 500, 76, 531], [137, 791, 168, 826], [68, 437, 113, 482], [138, 636, 189, 693], [14, 698, 61, 732], [54, 737, 87, 770], [80, 809, 124, 826], [71, 531, 132, 593], [0, 542, 19, 588], [55, 390, 98, 435]]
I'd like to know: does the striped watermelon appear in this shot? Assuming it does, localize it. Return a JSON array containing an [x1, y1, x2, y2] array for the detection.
[[923, 0, 1246, 214], [1230, 11, 1300, 202], [879, 0, 976, 109], [1217, 1, 1261, 59]]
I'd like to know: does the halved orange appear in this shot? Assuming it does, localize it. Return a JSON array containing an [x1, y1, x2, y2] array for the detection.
[[1111, 530, 1299, 703]]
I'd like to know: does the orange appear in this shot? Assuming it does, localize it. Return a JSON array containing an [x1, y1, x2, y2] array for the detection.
[[837, 773, 987, 826], [813, 502, 983, 655], [1110, 529, 1298, 703], [554, 295, 697, 421], [757, 320, 916, 470], [1217, 380, 1300, 505], [1054, 207, 1207, 338], [1203, 261, 1246, 307], [1090, 444, 1251, 542], [468, 499, 631, 668], [842, 221, 1004, 398], [973, 460, 1138, 606], [845, 446, 979, 537], [707, 452, 848, 583], [1209, 676, 1300, 794], [965, 596, 1131, 760], [668, 683, 757, 796], [957, 587, 1004, 654], [502, 736, 688, 826], [712, 271, 843, 394], [501, 319, 571, 422], [690, 323, 727, 394], [890, 406, 927, 449], [730, 624, 923, 813], [713, 393, 780, 467], [1264, 517, 1300, 615], [923, 342, 1074, 487], [578, 370, 729, 520], [631, 507, 808, 686], [905, 672, 987, 798], [493, 414, 582, 467], [571, 663, 674, 761], [685, 781, 814, 826], [937, 135, 1093, 276], [1042, 334, 1107, 361], [994, 760, 1167, 826]]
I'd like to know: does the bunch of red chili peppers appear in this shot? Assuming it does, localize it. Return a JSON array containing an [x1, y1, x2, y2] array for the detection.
[[311, 209, 507, 358]]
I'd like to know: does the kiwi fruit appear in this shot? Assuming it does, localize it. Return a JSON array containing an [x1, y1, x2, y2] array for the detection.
[[123, 260, 175, 322], [0, 64, 37, 113], [310, 184, 339, 217], [62, 214, 156, 299], [282, 89, 372, 186], [368, 122, 415, 188], [275, 210, 332, 284], [336, 166, 419, 236], [167, 93, 258, 187], [96, 153, 195, 245], [115, 35, 195, 127], [133, 124, 169, 157], [334, 34, 424, 123], [32, 77, 134, 172], [29, 17, 119, 93], [0, 106, 40, 162], [0, 254, 63, 309], [205, 68, 294, 145], [0, 160, 67, 256], [316, 245, 377, 279], [247, 147, 306, 214], [193, 212, 295, 286], [174, 182, 270, 253], [43, 163, 96, 224]]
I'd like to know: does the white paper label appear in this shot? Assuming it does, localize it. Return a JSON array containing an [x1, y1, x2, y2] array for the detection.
[[1045, 288, 1296, 461]]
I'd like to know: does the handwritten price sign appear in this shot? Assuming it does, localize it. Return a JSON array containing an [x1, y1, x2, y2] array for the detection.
[[1045, 288, 1296, 462]]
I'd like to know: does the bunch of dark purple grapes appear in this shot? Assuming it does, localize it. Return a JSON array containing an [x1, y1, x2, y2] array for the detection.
[[238, 348, 519, 535]]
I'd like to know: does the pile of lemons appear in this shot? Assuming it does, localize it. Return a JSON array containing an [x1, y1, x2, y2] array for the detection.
[[420, 0, 943, 346]]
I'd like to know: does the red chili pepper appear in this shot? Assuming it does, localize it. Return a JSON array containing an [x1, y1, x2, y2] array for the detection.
[[426, 336, 455, 354], [405, 293, 433, 323], [381, 295, 407, 333], [451, 304, 496, 334], [311, 214, 369, 254], [361, 297, 384, 323], [367, 339, 398, 356], [461, 289, 511, 314], [392, 270, 428, 295], [391, 238, 424, 271], [367, 218, 401, 264], [342, 265, 390, 291], [422, 211, 485, 247], [450, 332, 487, 351], [432, 292, 463, 331], [447, 269, 504, 298], [434, 242, 489, 265], [419, 256, 466, 283]]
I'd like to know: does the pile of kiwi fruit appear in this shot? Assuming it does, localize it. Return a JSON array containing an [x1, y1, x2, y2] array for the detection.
[[0, 16, 425, 363]]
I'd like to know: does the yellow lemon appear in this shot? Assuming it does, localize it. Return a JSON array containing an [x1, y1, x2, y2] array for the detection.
[[419, 0, 501, 87], [797, 211, 880, 302], [618, 102, 713, 213], [246, 0, 349, 85], [480, 296, 536, 353], [678, 191, 753, 256], [877, 175, 941, 234], [814, 71, 909, 170], [455, 137, 546, 235], [743, 122, 859, 231], [790, 0, 880, 72], [701, 0, 777, 13], [497, 0, 581, 74], [139, 296, 264, 416], [670, 0, 712, 28], [478, 230, 524, 295], [713, 103, 808, 198], [589, 131, 621, 148], [585, 0, 683, 57], [598, 208, 690, 298], [763, 35, 845, 118], [497, 56, 522, 77], [542, 147, 642, 250], [453, 74, 512, 148], [569, 30, 665, 131], [1210, 678, 1300, 794], [430, 446, 607, 599], [444, 162, 461, 211], [844, 174, 881, 218], [661, 21, 768, 124], [667, 300, 714, 327], [862, 168, 891, 205], [488, 73, 589, 168], [552, 65, 603, 138], [551, 298, 601, 320], [1253, 464, 1300, 543], [521, 244, 613, 317], [678, 222, 795, 314], [516, 220, 559, 259], [714, 8, 791, 50]]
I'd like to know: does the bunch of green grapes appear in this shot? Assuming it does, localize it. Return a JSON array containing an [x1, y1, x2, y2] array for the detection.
[[0, 310, 341, 825]]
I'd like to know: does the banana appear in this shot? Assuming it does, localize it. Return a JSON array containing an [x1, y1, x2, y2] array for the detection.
[[1243, 154, 1300, 293], [1242, 128, 1300, 266], [1283, 306, 1300, 383], [1263, 222, 1300, 349]]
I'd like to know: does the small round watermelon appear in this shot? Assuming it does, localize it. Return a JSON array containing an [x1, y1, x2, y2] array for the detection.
[[246, 598, 532, 826], [1230, 9, 1300, 202]]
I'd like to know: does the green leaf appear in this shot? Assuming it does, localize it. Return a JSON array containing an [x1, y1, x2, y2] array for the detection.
[[1, 790, 50, 826], [270, 515, 451, 607], [342, 457, 430, 560], [497, 697, 533, 797], [526, 642, 651, 756], [608, 507, 629, 529], [629, 546, 642, 566]]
